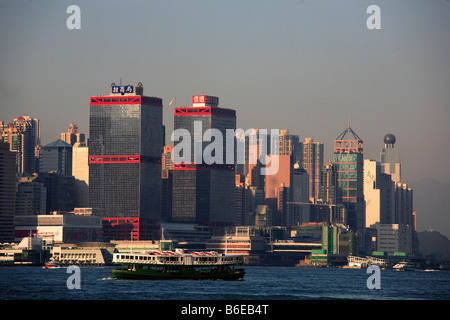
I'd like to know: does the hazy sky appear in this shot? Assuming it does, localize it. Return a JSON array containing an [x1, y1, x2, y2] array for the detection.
[[0, 0, 449, 185]]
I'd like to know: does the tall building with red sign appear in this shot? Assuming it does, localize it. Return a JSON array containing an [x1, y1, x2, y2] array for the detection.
[[89, 83, 163, 240], [171, 95, 236, 227]]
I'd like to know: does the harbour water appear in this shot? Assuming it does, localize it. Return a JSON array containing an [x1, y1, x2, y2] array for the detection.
[[1, 266, 449, 300]]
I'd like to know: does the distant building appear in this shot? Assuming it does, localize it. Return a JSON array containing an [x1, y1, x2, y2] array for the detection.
[[14, 211, 102, 243], [39, 139, 73, 175], [33, 172, 76, 214], [333, 124, 365, 235], [89, 82, 163, 241], [0, 116, 40, 174], [372, 223, 414, 256], [15, 180, 47, 215], [72, 142, 89, 207], [291, 162, 310, 225], [302, 137, 324, 201], [171, 95, 236, 227], [0, 141, 16, 242], [380, 134, 401, 183], [61, 123, 85, 146]]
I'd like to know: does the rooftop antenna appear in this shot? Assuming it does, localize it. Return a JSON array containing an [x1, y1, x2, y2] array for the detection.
[[347, 113, 350, 129]]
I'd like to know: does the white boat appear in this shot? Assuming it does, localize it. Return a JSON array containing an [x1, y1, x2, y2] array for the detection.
[[393, 261, 415, 271]]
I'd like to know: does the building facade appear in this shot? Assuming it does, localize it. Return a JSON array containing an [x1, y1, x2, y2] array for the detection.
[[171, 95, 236, 227], [89, 82, 163, 240], [302, 137, 324, 201], [39, 139, 73, 175], [333, 125, 365, 235], [0, 142, 16, 242]]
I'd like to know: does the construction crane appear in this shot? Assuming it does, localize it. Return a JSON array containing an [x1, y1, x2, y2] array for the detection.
[[163, 97, 176, 115]]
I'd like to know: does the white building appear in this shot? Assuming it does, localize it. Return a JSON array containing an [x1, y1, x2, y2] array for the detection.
[[72, 142, 89, 207], [372, 223, 414, 255]]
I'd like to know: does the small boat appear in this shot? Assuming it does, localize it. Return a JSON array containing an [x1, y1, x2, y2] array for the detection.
[[43, 261, 61, 269], [111, 249, 245, 280], [393, 261, 415, 271]]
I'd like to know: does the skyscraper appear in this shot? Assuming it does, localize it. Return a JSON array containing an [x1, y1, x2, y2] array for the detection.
[[89, 82, 163, 240], [39, 139, 73, 175], [0, 116, 40, 174], [171, 95, 236, 226], [333, 124, 365, 234], [0, 141, 16, 242], [302, 137, 324, 201], [61, 123, 86, 146], [380, 133, 401, 183]]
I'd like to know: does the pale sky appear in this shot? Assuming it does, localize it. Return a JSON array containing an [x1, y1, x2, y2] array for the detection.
[[0, 0, 449, 185]]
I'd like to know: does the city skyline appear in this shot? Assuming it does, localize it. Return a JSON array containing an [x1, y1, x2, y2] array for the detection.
[[1, 1, 449, 186]]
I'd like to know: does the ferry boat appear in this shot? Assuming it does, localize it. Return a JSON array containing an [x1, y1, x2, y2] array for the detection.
[[393, 261, 415, 271], [111, 249, 245, 280]]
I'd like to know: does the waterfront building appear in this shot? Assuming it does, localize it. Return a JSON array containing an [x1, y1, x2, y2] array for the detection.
[[302, 137, 324, 201], [171, 95, 236, 227], [61, 123, 85, 146], [0, 141, 16, 242], [89, 82, 163, 241], [72, 142, 89, 207], [380, 133, 401, 183], [14, 211, 102, 243], [372, 223, 414, 256], [0, 116, 40, 174], [332, 124, 365, 235], [39, 139, 73, 175]]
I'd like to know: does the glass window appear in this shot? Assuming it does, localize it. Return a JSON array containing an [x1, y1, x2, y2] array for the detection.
[[349, 163, 357, 171], [333, 154, 340, 162], [348, 172, 357, 179], [349, 181, 357, 188], [340, 172, 347, 179], [349, 154, 357, 162], [340, 164, 348, 171]]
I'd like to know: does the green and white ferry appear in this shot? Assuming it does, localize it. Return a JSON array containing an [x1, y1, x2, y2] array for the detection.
[[111, 249, 245, 280]]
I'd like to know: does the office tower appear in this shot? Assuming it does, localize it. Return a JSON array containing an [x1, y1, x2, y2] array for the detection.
[[39, 139, 73, 175], [394, 182, 413, 226], [171, 95, 236, 226], [291, 162, 310, 225], [72, 142, 89, 207], [89, 82, 163, 240], [302, 137, 324, 201], [265, 152, 292, 226], [0, 116, 40, 174], [333, 124, 365, 234], [364, 159, 395, 227], [33, 172, 75, 214], [0, 141, 16, 242], [15, 180, 47, 215], [319, 161, 339, 204], [61, 123, 86, 146], [380, 134, 401, 183]]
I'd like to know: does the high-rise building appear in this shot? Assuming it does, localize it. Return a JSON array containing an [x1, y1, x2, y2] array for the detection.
[[364, 159, 395, 227], [380, 134, 401, 183], [39, 139, 73, 175], [72, 142, 89, 207], [302, 137, 324, 201], [61, 123, 86, 146], [0, 141, 16, 242], [333, 125, 365, 234], [171, 95, 236, 227], [0, 116, 40, 174], [89, 82, 163, 240], [15, 179, 47, 215], [291, 162, 310, 225]]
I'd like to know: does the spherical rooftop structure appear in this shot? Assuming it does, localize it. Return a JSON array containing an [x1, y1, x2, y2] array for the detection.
[[384, 133, 396, 145]]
